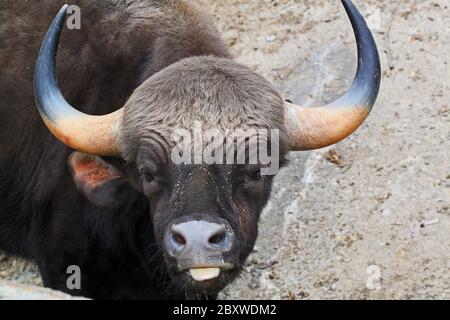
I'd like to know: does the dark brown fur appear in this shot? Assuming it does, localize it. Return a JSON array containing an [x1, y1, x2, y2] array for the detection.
[[0, 0, 287, 299]]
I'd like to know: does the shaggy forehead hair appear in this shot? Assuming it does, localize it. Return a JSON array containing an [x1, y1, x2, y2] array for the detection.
[[120, 56, 288, 161]]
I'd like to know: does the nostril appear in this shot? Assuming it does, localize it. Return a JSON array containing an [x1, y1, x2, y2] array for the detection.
[[172, 231, 186, 246], [208, 230, 226, 245]]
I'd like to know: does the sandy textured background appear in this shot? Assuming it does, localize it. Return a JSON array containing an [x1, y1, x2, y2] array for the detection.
[[1, 0, 449, 299]]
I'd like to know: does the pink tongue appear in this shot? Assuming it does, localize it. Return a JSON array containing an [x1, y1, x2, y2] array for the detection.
[[189, 268, 221, 282]]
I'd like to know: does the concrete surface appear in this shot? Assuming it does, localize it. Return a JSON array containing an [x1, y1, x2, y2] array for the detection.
[[1, 0, 449, 299], [0, 281, 87, 300]]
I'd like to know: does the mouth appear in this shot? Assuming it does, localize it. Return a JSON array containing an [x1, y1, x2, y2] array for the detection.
[[166, 262, 239, 296], [188, 267, 221, 282], [184, 262, 234, 282]]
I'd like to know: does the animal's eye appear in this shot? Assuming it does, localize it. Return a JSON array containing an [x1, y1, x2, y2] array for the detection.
[[249, 169, 262, 181], [144, 171, 155, 183]]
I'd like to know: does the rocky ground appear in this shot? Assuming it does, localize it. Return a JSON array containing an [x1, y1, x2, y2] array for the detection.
[[1, 0, 449, 299]]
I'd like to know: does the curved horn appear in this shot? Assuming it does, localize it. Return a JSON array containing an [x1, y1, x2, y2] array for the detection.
[[34, 5, 123, 156], [285, 0, 381, 150]]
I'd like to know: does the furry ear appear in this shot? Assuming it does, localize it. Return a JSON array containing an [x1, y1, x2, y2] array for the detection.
[[68, 152, 126, 207]]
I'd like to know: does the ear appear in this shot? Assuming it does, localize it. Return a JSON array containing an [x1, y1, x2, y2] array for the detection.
[[68, 152, 127, 208]]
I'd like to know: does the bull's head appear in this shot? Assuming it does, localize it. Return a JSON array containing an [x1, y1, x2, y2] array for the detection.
[[34, 0, 380, 297]]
